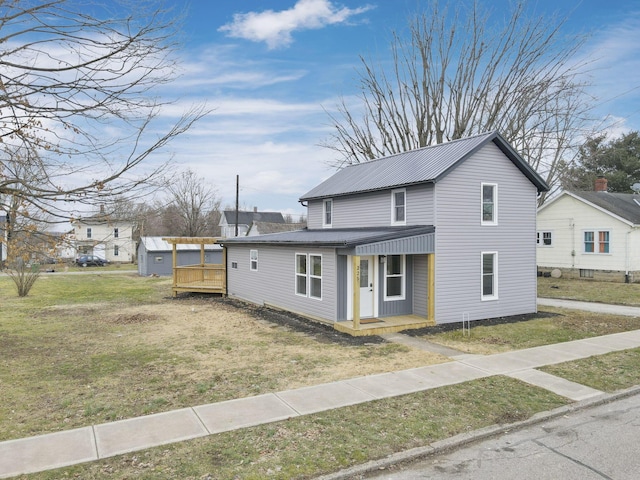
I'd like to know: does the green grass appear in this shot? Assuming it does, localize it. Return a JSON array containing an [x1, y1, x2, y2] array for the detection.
[[23, 377, 568, 480], [541, 348, 640, 392], [538, 276, 640, 306], [421, 307, 640, 354]]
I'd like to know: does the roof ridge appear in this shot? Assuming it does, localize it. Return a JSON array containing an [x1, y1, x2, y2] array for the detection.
[[341, 131, 497, 169]]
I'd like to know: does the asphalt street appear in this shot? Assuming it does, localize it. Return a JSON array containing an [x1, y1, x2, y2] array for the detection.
[[365, 392, 640, 479]]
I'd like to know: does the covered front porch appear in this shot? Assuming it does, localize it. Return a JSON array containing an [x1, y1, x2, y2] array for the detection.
[[336, 229, 436, 336]]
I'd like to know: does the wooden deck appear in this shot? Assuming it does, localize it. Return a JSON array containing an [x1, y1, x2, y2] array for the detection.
[[171, 264, 226, 295], [162, 237, 227, 297], [334, 314, 436, 336]]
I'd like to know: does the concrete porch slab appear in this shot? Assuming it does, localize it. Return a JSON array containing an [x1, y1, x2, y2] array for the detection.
[[0, 427, 96, 478], [94, 408, 208, 458], [194, 394, 298, 434]]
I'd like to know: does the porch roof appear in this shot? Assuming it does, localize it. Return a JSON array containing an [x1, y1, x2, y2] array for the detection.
[[220, 225, 435, 254]]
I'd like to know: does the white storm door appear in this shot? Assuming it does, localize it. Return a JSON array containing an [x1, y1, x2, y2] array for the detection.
[[359, 256, 374, 318]]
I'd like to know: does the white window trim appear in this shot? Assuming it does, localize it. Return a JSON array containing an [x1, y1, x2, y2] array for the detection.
[[384, 254, 406, 301], [294, 253, 307, 297], [114, 227, 119, 238], [536, 230, 553, 247], [114, 245, 119, 256], [309, 254, 323, 300], [391, 188, 407, 226], [481, 251, 498, 301], [583, 229, 611, 254], [322, 199, 333, 228], [86, 227, 92, 239], [481, 183, 498, 226], [250, 249, 258, 271]]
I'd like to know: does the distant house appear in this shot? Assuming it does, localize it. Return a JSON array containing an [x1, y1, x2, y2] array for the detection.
[[221, 132, 548, 334], [71, 210, 136, 263], [0, 211, 7, 263], [219, 209, 285, 237], [137, 236, 222, 276], [537, 177, 640, 282]]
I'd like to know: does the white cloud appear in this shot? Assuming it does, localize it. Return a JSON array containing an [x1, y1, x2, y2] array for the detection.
[[218, 0, 374, 49]]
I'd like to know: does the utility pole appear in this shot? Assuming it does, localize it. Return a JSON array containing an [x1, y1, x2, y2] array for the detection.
[[235, 175, 239, 237]]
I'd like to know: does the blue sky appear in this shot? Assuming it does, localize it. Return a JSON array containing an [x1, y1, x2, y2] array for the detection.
[[152, 0, 640, 217]]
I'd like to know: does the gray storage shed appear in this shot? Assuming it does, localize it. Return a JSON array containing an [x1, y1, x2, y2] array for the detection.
[[137, 236, 223, 276]]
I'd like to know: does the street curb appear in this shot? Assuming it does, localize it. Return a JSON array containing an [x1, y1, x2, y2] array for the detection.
[[316, 384, 640, 479]]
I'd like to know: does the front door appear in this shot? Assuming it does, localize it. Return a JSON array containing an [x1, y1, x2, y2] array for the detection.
[[359, 256, 374, 318]]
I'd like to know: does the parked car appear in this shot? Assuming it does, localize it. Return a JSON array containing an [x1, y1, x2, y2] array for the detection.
[[75, 255, 107, 267]]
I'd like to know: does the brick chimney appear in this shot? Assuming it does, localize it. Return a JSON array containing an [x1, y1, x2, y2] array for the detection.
[[595, 176, 608, 192]]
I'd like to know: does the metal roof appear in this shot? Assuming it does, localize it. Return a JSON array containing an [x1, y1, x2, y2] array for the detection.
[[300, 131, 548, 200], [222, 211, 285, 225], [569, 191, 640, 225], [140, 236, 222, 252], [220, 226, 435, 253]]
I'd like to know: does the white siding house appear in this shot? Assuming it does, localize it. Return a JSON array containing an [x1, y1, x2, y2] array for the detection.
[[537, 190, 640, 282], [221, 132, 548, 334], [71, 214, 136, 263]]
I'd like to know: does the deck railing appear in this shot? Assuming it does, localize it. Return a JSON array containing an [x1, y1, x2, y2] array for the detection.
[[172, 263, 226, 295]]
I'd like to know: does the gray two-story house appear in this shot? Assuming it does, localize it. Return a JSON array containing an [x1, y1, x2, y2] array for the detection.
[[221, 132, 549, 335]]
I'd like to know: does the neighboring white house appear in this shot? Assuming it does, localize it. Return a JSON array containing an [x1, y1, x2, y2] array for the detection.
[[219, 209, 286, 237], [537, 180, 640, 282], [71, 212, 136, 263]]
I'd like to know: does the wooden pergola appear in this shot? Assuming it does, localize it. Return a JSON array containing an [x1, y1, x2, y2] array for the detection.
[[162, 237, 226, 297]]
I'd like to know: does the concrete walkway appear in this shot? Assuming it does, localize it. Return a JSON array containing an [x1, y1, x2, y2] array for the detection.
[[2, 326, 640, 479]]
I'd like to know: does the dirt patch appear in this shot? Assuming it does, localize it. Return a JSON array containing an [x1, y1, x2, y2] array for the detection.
[[171, 293, 386, 346], [109, 313, 159, 325]]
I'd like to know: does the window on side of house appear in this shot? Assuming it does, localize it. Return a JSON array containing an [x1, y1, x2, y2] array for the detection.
[[86, 227, 92, 239], [584, 230, 610, 254], [481, 252, 498, 300], [481, 183, 497, 225], [537, 231, 553, 246], [295, 253, 307, 296], [309, 254, 322, 300], [114, 227, 119, 238], [391, 189, 406, 225], [250, 249, 258, 271], [323, 199, 333, 228], [114, 245, 119, 256], [384, 254, 405, 300]]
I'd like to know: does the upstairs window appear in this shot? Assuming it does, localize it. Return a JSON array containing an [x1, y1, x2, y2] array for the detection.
[[114, 228, 119, 238], [86, 227, 92, 239], [481, 183, 497, 225], [391, 189, 406, 225], [250, 249, 258, 271], [584, 230, 610, 254], [323, 199, 333, 227]]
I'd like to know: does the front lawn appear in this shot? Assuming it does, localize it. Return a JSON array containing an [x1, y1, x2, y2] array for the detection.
[[538, 276, 640, 306]]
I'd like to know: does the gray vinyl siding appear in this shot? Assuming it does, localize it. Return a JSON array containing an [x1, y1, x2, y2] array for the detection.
[[434, 142, 538, 324], [307, 184, 435, 229], [413, 255, 428, 318], [226, 245, 338, 322], [378, 256, 414, 317], [336, 255, 348, 320]]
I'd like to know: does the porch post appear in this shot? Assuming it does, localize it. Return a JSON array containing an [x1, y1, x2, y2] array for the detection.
[[427, 253, 435, 321], [171, 242, 178, 297], [352, 255, 360, 329]]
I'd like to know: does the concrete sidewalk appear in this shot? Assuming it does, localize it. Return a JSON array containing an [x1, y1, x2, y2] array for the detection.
[[538, 297, 640, 317], [2, 328, 640, 479]]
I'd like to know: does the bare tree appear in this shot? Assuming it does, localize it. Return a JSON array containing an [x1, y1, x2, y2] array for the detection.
[[323, 1, 595, 204], [0, 0, 207, 225], [166, 169, 221, 237]]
